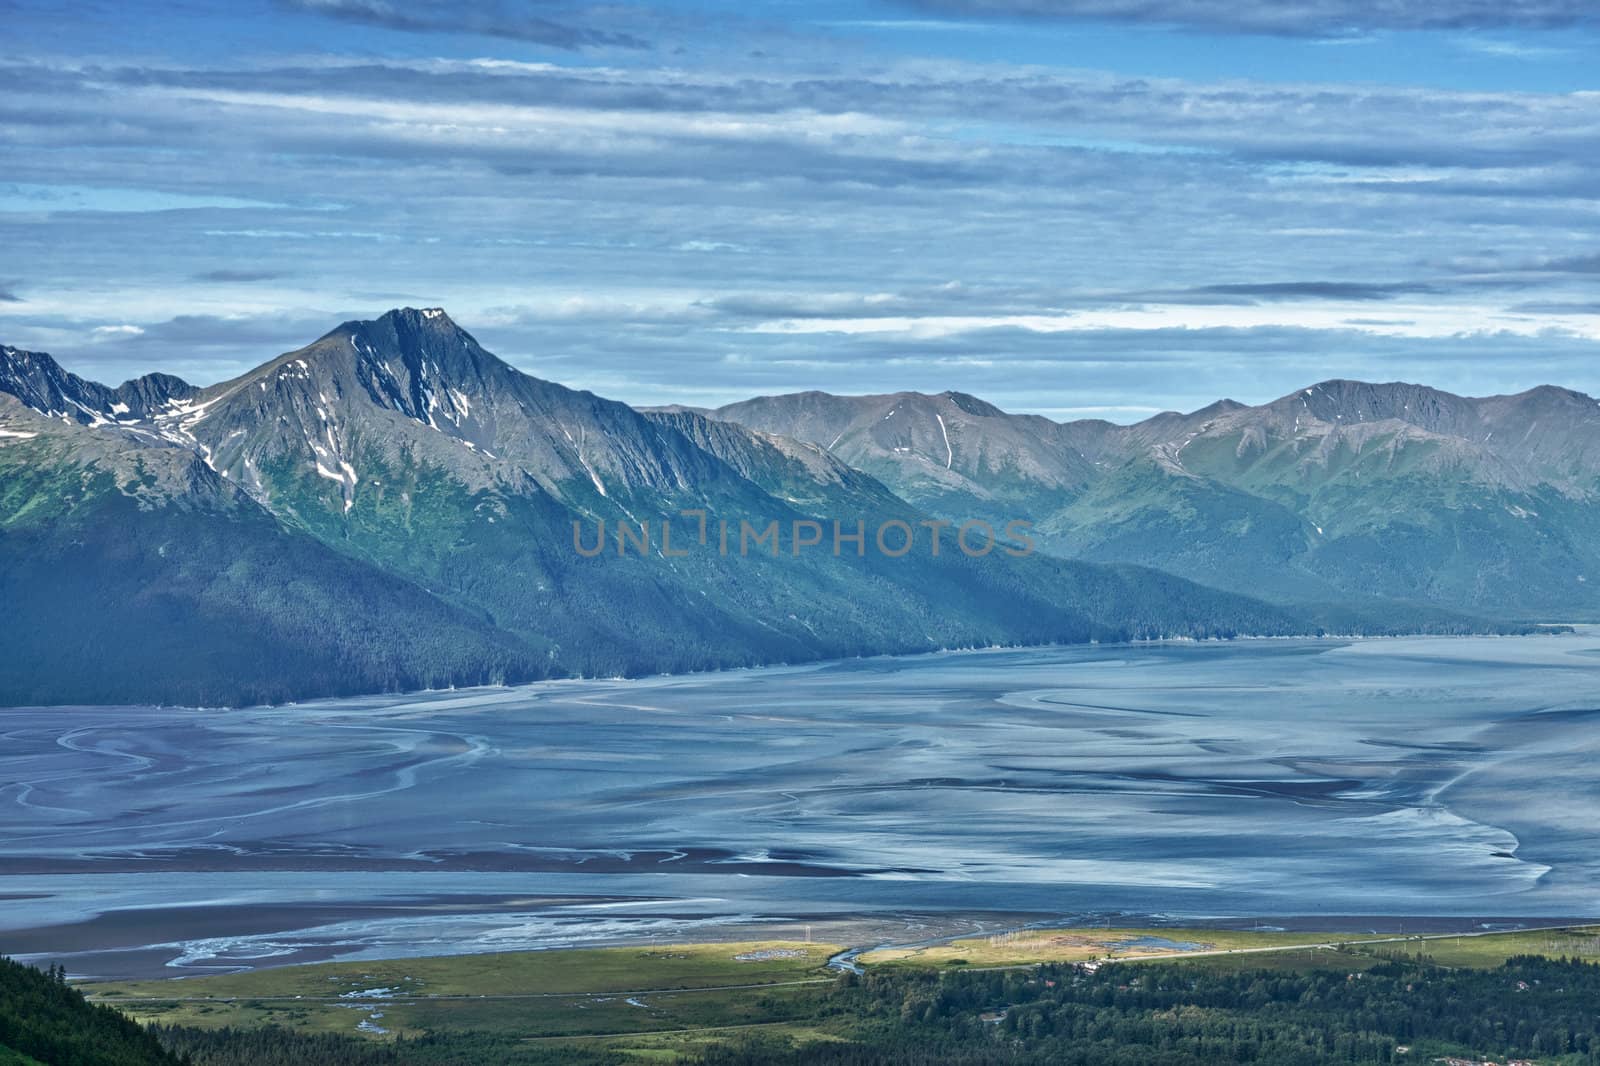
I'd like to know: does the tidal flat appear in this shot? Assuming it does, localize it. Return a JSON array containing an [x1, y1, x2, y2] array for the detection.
[[4, 634, 1599, 979]]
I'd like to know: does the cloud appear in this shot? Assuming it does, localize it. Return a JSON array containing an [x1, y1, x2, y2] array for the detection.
[[1507, 301, 1600, 314], [900, 0, 1600, 37], [0, 182, 284, 214], [1454, 37, 1574, 59], [189, 269, 286, 282], [9, 310, 367, 387], [1181, 281, 1441, 303], [481, 315, 1600, 418], [1537, 253, 1600, 274], [676, 240, 752, 253], [704, 290, 952, 320], [0, 280, 22, 302], [693, 274, 1546, 332], [284, 0, 650, 50], [12, 55, 1600, 193], [706, 282, 1088, 319], [5, 41, 1600, 414]]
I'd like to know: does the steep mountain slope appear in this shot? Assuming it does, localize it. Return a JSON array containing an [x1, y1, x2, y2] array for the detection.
[[712, 381, 1600, 616], [0, 394, 547, 706], [642, 406, 1379, 644], [1, 310, 1384, 707], [711, 389, 1099, 523]]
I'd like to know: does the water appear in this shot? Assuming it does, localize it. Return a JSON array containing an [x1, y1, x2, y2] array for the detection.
[[3, 634, 1599, 978]]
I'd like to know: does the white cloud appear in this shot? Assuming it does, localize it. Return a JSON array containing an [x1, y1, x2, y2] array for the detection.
[[736, 303, 1600, 342], [133, 86, 906, 144]]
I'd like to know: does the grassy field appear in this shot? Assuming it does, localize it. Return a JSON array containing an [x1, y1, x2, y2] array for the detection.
[[856, 926, 1367, 968], [91, 940, 840, 1002], [111, 979, 843, 1042], [1354, 925, 1600, 968], [80, 924, 1600, 1060], [89, 940, 843, 1044]]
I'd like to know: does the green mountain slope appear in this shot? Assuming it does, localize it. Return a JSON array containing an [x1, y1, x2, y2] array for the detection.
[[0, 398, 548, 706], [714, 380, 1600, 617]]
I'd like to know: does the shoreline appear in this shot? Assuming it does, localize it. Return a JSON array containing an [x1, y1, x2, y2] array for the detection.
[[26, 908, 1600, 984], [8, 627, 1592, 716], [63, 915, 1600, 989]]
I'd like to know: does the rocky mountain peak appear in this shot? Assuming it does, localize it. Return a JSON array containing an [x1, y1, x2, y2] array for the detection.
[[0, 345, 91, 421], [1189, 398, 1245, 419], [258, 307, 518, 438], [352, 308, 504, 380], [1279, 379, 1480, 435], [1499, 383, 1600, 412], [940, 390, 1006, 418], [111, 371, 198, 414], [0, 344, 197, 425], [384, 305, 455, 326]]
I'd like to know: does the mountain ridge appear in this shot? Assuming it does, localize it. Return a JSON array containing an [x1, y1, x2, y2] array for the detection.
[[0, 343, 198, 426], [709, 378, 1600, 616], [3, 308, 1451, 708]]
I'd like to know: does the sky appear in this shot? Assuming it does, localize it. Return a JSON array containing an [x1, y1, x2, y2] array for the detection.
[[3, 0, 1599, 420]]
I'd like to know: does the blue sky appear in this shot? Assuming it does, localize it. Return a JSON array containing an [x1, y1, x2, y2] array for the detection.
[[4, 0, 1599, 419]]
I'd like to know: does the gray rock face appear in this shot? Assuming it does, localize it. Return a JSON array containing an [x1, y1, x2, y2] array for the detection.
[[166, 308, 738, 512], [0, 344, 197, 425]]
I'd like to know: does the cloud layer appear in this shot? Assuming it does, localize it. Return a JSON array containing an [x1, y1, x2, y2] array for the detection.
[[2, 3, 1599, 417], [286, 0, 652, 49], [906, 0, 1600, 36]]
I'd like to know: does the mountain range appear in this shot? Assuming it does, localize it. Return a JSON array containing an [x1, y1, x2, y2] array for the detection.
[[712, 381, 1600, 615], [0, 309, 1550, 707]]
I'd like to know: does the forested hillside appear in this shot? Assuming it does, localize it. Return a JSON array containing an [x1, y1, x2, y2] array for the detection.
[[0, 958, 178, 1066]]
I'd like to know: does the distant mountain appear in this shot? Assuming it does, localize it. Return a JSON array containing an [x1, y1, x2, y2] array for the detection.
[[711, 380, 1600, 616], [0, 309, 1436, 708], [712, 390, 1098, 523]]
